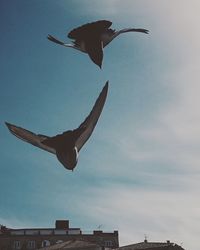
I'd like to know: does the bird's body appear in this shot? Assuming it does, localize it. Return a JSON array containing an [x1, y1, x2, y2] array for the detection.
[[47, 20, 149, 68], [5, 81, 109, 171], [42, 130, 81, 170]]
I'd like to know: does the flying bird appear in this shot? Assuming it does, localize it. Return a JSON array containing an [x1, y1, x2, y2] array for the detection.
[[47, 20, 149, 68], [5, 81, 109, 171]]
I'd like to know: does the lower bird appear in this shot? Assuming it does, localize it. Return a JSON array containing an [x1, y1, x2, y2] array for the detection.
[[47, 20, 149, 68], [5, 81, 108, 171]]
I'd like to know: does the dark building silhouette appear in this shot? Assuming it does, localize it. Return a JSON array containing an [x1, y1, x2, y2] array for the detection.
[[0, 220, 118, 250], [116, 239, 185, 250], [0, 221, 186, 250]]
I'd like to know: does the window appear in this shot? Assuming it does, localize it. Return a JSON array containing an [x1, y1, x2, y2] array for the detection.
[[13, 241, 21, 249], [104, 240, 113, 247], [41, 240, 50, 247], [27, 241, 36, 249]]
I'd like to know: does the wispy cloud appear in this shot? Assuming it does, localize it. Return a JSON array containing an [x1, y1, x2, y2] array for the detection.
[[57, 182, 200, 250], [70, 2, 200, 250], [1, 2, 200, 250]]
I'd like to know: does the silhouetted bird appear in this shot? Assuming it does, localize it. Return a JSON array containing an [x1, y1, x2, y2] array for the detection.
[[47, 20, 149, 68], [5, 82, 108, 171]]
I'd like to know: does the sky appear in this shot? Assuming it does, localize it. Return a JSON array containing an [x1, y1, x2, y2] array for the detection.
[[0, 0, 200, 249]]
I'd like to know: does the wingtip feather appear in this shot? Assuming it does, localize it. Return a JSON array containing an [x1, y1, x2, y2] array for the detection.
[[5, 121, 12, 130], [104, 81, 109, 90]]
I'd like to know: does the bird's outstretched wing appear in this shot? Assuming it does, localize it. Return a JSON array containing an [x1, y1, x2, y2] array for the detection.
[[68, 20, 112, 39], [75, 81, 109, 152], [85, 38, 103, 68], [47, 35, 65, 45], [5, 122, 56, 154], [47, 35, 74, 48], [113, 28, 149, 39]]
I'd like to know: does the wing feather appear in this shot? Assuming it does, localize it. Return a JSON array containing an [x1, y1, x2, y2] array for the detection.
[[5, 122, 56, 154], [47, 34, 65, 45], [113, 28, 149, 39], [75, 81, 109, 151]]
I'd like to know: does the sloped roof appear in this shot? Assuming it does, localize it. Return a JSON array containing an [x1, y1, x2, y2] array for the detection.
[[37, 240, 101, 250], [117, 241, 184, 250]]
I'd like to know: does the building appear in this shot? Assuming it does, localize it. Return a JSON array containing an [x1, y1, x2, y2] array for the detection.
[[115, 239, 185, 250], [0, 220, 119, 250], [35, 239, 185, 250]]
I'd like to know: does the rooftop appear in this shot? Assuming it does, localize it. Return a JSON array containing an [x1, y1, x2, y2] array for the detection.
[[36, 239, 101, 250], [117, 240, 184, 250], [0, 220, 117, 237]]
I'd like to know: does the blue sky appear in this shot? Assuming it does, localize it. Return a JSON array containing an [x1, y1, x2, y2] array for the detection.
[[1, 1, 200, 249]]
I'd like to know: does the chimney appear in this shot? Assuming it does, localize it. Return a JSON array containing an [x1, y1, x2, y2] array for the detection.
[[55, 220, 69, 229]]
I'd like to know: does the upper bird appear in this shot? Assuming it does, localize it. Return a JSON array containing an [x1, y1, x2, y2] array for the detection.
[[47, 20, 149, 68], [5, 81, 108, 171]]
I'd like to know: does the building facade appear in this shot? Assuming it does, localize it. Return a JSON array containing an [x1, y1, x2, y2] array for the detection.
[[0, 220, 119, 250]]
